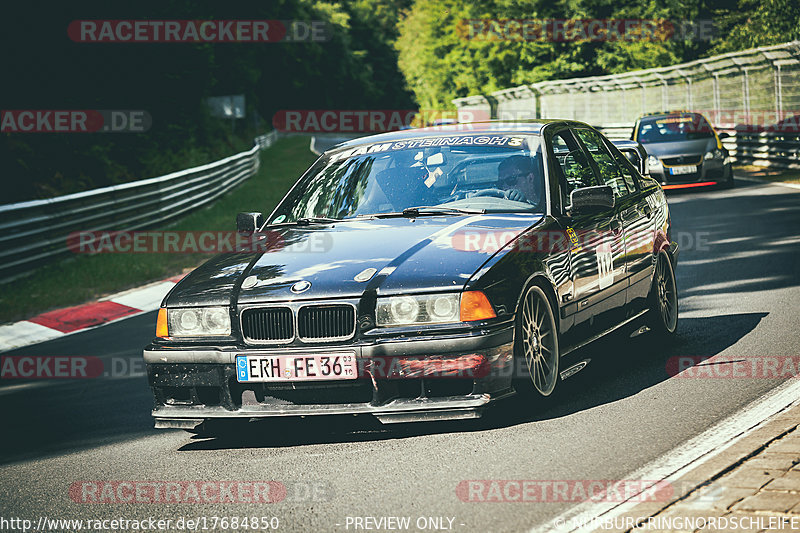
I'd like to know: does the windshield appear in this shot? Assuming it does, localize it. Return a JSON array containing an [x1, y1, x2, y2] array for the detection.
[[637, 114, 716, 143], [269, 134, 544, 223]]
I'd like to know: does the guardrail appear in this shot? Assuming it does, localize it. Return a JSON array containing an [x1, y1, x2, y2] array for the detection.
[[719, 129, 800, 170], [595, 125, 633, 141], [0, 135, 277, 284], [255, 130, 279, 149]]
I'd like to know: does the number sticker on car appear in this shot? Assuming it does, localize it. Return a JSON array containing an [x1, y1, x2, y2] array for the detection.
[[596, 242, 614, 290]]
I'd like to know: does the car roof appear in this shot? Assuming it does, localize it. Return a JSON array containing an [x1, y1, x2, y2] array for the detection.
[[637, 110, 706, 120], [330, 119, 592, 152]]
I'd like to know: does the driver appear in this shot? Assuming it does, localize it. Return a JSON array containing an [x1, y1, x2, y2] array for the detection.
[[497, 155, 542, 205]]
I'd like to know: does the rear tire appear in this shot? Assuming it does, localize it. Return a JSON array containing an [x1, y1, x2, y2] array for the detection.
[[647, 252, 678, 337]]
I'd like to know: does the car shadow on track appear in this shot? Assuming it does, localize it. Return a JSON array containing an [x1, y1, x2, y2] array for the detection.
[[0, 312, 159, 466], [667, 180, 800, 299], [179, 312, 766, 451]]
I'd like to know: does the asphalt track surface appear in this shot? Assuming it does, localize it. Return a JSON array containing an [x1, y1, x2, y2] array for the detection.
[[1, 177, 798, 532]]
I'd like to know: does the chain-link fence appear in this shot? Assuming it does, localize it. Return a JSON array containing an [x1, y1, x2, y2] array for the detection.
[[454, 41, 800, 168]]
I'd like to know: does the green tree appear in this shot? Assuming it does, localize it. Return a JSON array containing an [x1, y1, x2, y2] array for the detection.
[[710, 0, 800, 54], [395, 0, 749, 110]]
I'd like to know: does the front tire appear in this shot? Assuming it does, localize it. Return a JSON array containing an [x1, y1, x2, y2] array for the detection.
[[648, 252, 678, 336], [515, 284, 560, 397], [720, 165, 734, 189]]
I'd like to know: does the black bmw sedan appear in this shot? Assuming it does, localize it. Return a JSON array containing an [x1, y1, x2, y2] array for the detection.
[[144, 121, 679, 431]]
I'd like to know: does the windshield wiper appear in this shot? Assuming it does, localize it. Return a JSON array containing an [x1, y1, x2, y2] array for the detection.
[[402, 207, 486, 216], [355, 207, 485, 219], [294, 217, 340, 225]]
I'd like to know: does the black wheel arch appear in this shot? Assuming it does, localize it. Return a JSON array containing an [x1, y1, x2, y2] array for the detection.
[[515, 271, 562, 336]]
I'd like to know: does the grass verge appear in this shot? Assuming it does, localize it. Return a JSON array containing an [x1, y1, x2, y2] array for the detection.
[[0, 136, 317, 324]]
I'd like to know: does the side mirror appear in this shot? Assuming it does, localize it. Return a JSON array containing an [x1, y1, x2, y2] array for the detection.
[[718, 131, 730, 140], [237, 212, 264, 233], [568, 186, 615, 214], [619, 148, 644, 175]]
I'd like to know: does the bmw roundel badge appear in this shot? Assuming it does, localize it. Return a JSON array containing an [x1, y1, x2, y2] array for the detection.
[[291, 280, 311, 293]]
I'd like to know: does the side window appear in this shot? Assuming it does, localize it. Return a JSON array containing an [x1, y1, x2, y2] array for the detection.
[[611, 149, 639, 192], [553, 133, 569, 153], [551, 130, 598, 198], [574, 129, 633, 198]]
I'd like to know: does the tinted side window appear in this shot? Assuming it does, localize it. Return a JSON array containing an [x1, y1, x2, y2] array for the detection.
[[610, 148, 640, 193], [552, 130, 598, 194], [574, 129, 633, 198]]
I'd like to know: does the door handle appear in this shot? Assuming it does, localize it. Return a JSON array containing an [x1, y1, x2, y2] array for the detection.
[[610, 219, 622, 236]]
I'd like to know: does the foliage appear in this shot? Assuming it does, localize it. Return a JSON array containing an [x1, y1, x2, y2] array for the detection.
[[1, 0, 413, 203], [3, 0, 796, 202], [395, 0, 797, 109], [710, 0, 800, 54]]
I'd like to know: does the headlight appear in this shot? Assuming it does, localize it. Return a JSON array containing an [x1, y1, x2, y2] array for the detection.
[[704, 149, 725, 160], [377, 294, 459, 326], [388, 296, 420, 324], [166, 307, 231, 337], [647, 155, 661, 168], [375, 291, 495, 326]]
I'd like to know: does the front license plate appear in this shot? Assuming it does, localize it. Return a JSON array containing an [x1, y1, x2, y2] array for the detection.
[[669, 165, 696, 175], [236, 352, 358, 382]]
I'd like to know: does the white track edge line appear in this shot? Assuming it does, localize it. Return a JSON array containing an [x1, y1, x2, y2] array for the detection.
[[0, 308, 158, 355], [529, 377, 800, 533], [0, 280, 177, 354]]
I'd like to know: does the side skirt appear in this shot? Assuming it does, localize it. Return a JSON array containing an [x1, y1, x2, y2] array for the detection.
[[560, 309, 649, 358]]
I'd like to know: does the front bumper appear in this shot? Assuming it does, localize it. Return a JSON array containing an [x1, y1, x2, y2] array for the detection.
[[145, 324, 515, 427], [650, 158, 731, 188], [669, 240, 680, 265]]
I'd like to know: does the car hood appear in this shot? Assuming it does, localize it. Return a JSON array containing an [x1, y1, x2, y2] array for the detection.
[[642, 138, 716, 158], [164, 213, 543, 307]]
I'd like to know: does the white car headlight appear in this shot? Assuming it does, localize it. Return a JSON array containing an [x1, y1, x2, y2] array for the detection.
[[168, 307, 231, 336], [647, 155, 661, 168], [376, 294, 460, 326], [704, 149, 725, 160]]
